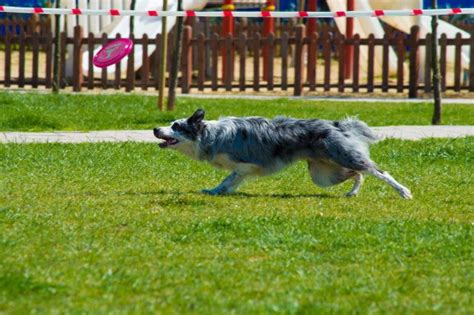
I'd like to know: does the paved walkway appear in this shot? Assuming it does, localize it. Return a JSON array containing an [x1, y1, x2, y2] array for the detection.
[[179, 94, 474, 104], [1, 126, 473, 143]]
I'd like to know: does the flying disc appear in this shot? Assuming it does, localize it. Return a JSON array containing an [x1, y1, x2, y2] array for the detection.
[[93, 38, 134, 68]]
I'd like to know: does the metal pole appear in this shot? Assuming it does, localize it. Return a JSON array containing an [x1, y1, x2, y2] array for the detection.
[[263, 0, 275, 81], [158, 0, 169, 111], [306, 0, 317, 36], [345, 0, 354, 79], [129, 0, 136, 34], [263, 0, 275, 36], [431, 0, 442, 124], [221, 0, 234, 83]]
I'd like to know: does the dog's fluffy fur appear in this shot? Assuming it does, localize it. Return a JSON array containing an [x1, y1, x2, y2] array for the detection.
[[153, 109, 412, 199]]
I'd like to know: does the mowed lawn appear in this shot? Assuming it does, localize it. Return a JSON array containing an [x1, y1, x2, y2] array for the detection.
[[0, 92, 474, 131], [1, 138, 473, 313]]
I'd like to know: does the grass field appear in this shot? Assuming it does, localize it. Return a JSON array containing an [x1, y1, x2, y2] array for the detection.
[[1, 92, 473, 131], [1, 137, 473, 313]]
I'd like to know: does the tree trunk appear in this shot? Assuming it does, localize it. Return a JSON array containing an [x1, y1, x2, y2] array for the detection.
[[52, 0, 61, 93], [158, 0, 169, 110], [167, 0, 184, 111], [431, 0, 442, 125]]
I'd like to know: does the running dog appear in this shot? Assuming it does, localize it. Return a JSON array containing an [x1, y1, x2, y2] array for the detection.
[[153, 109, 412, 199]]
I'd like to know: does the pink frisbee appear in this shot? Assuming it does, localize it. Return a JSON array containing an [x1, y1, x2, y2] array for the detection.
[[93, 38, 134, 68]]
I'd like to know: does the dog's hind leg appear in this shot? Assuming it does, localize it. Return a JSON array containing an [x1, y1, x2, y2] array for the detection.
[[202, 172, 245, 196], [323, 136, 411, 199], [308, 160, 355, 188], [346, 173, 364, 197], [365, 167, 412, 199]]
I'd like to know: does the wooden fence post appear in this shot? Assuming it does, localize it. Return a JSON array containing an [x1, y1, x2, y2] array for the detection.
[[281, 32, 289, 91], [154, 34, 161, 91], [382, 33, 390, 92], [114, 34, 122, 90], [367, 34, 375, 93], [323, 31, 332, 92], [224, 33, 233, 91], [72, 25, 83, 92], [181, 25, 193, 94], [253, 33, 261, 92], [424, 33, 433, 93], [337, 34, 345, 93], [266, 33, 274, 91], [439, 33, 447, 92], [308, 32, 317, 91], [396, 33, 405, 93], [45, 32, 53, 89], [87, 32, 95, 90], [126, 34, 135, 92], [294, 24, 305, 96], [19, 31, 25, 88], [470, 32, 474, 92], [408, 25, 420, 98], [211, 32, 219, 91], [4, 32, 11, 88], [60, 32, 67, 89], [238, 33, 247, 91], [101, 33, 108, 90], [32, 32, 40, 88], [142, 34, 150, 91], [353, 34, 360, 93], [198, 33, 206, 91], [454, 33, 462, 92]]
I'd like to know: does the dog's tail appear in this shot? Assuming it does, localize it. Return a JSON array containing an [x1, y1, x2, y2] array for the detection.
[[338, 117, 380, 144]]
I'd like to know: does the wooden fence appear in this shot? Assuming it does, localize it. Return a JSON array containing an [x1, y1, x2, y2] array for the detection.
[[1, 23, 473, 97]]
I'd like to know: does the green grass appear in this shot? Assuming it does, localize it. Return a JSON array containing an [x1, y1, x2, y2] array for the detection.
[[0, 92, 473, 131], [1, 138, 473, 314]]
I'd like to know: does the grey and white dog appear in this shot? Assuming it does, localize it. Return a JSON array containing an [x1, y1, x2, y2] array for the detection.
[[153, 109, 412, 199]]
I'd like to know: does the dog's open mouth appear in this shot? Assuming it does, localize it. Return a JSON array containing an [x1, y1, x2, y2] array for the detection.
[[157, 136, 179, 148]]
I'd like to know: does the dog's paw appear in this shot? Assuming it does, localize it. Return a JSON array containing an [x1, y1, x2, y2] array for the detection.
[[398, 187, 413, 200], [345, 191, 358, 197]]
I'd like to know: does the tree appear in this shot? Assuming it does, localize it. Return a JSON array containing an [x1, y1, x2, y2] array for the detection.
[[167, 0, 184, 111], [431, 0, 442, 125], [158, 0, 169, 110], [52, 0, 61, 92]]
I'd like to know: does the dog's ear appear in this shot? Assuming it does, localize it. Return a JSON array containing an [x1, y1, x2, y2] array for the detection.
[[187, 109, 205, 125]]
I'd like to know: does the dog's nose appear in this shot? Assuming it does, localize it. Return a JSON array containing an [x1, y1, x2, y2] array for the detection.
[[153, 128, 160, 137]]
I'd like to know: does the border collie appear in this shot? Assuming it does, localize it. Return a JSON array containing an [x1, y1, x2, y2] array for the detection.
[[153, 109, 412, 199]]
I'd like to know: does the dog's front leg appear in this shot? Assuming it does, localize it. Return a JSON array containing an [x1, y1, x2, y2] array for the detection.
[[202, 172, 245, 195]]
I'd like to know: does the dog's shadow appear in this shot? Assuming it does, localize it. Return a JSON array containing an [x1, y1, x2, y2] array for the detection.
[[62, 188, 337, 200], [231, 192, 336, 199], [121, 189, 337, 199]]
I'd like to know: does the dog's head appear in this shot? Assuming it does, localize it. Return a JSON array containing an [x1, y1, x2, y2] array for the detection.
[[153, 109, 206, 150]]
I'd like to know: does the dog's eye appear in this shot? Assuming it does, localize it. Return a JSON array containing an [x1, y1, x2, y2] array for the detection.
[[171, 123, 180, 131]]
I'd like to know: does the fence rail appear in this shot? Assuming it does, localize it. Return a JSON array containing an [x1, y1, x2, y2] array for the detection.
[[1, 24, 473, 96]]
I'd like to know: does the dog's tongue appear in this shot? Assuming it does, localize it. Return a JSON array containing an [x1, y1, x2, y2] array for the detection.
[[159, 137, 178, 148], [167, 138, 178, 145]]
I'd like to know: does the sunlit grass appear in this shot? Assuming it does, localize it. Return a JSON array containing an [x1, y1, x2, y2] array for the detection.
[[0, 91, 473, 131], [1, 137, 472, 313]]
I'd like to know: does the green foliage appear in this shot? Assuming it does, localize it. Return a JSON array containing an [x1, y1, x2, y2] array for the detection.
[[1, 138, 473, 313], [0, 92, 473, 131]]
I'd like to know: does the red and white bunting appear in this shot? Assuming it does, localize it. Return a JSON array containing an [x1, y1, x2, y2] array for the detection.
[[0, 6, 471, 18]]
